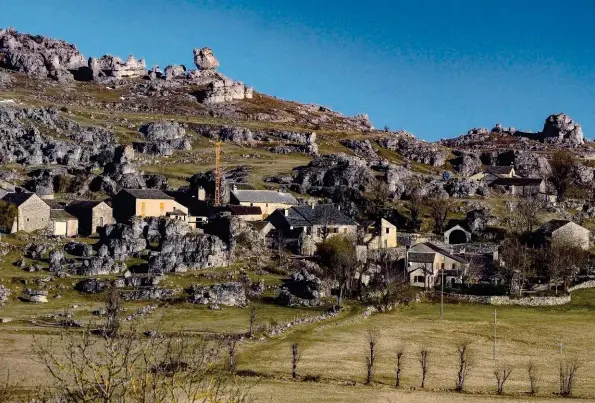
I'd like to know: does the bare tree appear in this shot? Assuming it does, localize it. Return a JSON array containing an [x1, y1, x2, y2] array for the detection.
[[497, 237, 534, 295], [560, 360, 579, 397], [426, 196, 451, 234], [549, 150, 577, 201], [365, 329, 380, 385], [318, 235, 358, 307], [494, 364, 513, 395], [104, 285, 121, 337], [528, 361, 539, 395], [248, 305, 257, 338], [227, 338, 238, 373], [549, 234, 588, 294], [365, 180, 390, 219], [33, 325, 251, 403], [455, 343, 472, 392], [395, 347, 405, 388], [419, 348, 430, 389], [291, 343, 301, 379]]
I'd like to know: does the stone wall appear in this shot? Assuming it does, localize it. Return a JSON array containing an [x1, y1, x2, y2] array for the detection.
[[568, 280, 595, 292], [445, 293, 571, 306]]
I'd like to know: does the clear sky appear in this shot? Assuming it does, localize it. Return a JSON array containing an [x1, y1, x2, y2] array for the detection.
[[1, 0, 594, 141]]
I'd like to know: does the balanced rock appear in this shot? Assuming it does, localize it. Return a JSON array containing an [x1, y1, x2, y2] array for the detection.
[[541, 113, 584, 146], [193, 47, 219, 70]]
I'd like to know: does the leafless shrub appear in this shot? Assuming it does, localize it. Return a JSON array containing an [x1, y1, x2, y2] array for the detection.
[[455, 343, 472, 392], [365, 329, 380, 385], [494, 364, 513, 395], [227, 337, 239, 373], [291, 343, 301, 379], [528, 361, 539, 395], [419, 347, 430, 388], [559, 360, 580, 397], [33, 323, 251, 403], [0, 365, 19, 402], [104, 285, 121, 337], [395, 347, 405, 388], [249, 305, 257, 338]]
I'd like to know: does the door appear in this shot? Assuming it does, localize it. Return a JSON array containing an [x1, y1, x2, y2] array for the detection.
[[54, 221, 67, 236]]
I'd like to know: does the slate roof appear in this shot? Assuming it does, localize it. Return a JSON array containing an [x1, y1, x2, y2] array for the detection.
[[417, 242, 468, 264], [50, 210, 77, 221], [231, 189, 297, 205], [121, 189, 174, 200], [490, 177, 543, 187], [44, 200, 66, 210], [1, 192, 35, 206], [284, 204, 357, 227], [536, 219, 576, 234], [408, 252, 436, 264], [228, 205, 262, 216], [167, 209, 187, 216], [485, 166, 514, 175], [68, 200, 104, 210]]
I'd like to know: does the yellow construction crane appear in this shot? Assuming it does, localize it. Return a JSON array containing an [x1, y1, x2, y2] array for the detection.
[[214, 140, 222, 206]]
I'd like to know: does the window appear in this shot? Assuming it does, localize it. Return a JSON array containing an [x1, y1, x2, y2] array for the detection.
[[441, 263, 445, 270], [343, 228, 347, 234], [266, 203, 269, 207], [141, 202, 146, 216], [414, 276, 424, 283], [27, 218, 30, 222], [159, 202, 165, 213], [385, 227, 390, 234], [250, 203, 254, 207]]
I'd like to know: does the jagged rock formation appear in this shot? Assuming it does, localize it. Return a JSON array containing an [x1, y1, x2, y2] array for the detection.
[[0, 27, 86, 80], [340, 139, 381, 161], [378, 131, 446, 167], [541, 113, 584, 146], [188, 282, 246, 307], [277, 269, 325, 307], [451, 152, 482, 177], [164, 64, 186, 80], [134, 121, 191, 156], [89, 55, 147, 79]]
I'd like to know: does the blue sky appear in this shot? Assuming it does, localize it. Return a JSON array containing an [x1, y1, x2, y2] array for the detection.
[[1, 0, 594, 141]]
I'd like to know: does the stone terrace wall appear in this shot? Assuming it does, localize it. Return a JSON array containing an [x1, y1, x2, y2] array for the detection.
[[568, 280, 595, 292], [446, 293, 571, 306]]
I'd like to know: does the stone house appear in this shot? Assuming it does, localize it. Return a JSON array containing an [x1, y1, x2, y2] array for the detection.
[[168, 188, 210, 227], [268, 204, 358, 246], [533, 220, 590, 250], [50, 209, 78, 237], [112, 189, 188, 223], [469, 165, 516, 184], [227, 205, 263, 221], [0, 192, 50, 233], [66, 200, 114, 235], [489, 177, 546, 197], [443, 224, 472, 245], [230, 186, 298, 219], [362, 218, 398, 249], [407, 242, 468, 289]]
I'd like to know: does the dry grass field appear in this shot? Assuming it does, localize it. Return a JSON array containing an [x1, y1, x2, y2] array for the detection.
[[2, 289, 595, 401]]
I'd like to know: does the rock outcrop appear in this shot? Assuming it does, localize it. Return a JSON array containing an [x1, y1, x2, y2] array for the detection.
[[0, 27, 86, 80], [188, 282, 246, 307], [541, 113, 584, 146], [89, 55, 147, 79], [277, 269, 325, 307], [193, 47, 219, 70], [135, 121, 191, 156], [378, 132, 446, 167]]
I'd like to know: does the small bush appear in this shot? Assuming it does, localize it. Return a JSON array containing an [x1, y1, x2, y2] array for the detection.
[[302, 374, 320, 382]]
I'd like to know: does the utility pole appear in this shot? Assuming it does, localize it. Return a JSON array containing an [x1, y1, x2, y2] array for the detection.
[[440, 267, 444, 321], [493, 308, 497, 360]]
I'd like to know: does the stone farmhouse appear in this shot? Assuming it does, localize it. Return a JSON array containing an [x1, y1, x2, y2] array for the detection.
[[361, 218, 398, 249], [469, 165, 516, 184], [66, 200, 114, 236], [230, 186, 298, 219], [112, 189, 189, 223], [227, 205, 263, 221], [407, 242, 469, 289], [45, 200, 78, 237], [268, 204, 358, 243], [533, 219, 590, 250], [489, 177, 546, 197], [0, 192, 50, 233]]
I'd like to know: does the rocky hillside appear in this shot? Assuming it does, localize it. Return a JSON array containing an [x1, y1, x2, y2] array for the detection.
[[1, 27, 593, 207]]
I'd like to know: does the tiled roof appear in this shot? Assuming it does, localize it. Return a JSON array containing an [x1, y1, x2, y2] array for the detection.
[[228, 205, 262, 215], [490, 177, 543, 187], [536, 219, 573, 234], [408, 252, 436, 263], [50, 210, 77, 221], [121, 189, 174, 200], [44, 200, 66, 210], [485, 166, 514, 175], [231, 189, 297, 205], [285, 204, 357, 227], [1, 192, 35, 206], [418, 242, 468, 264]]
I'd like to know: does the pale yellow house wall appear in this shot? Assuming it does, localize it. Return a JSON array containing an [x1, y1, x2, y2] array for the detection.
[[238, 201, 293, 218], [135, 199, 175, 217]]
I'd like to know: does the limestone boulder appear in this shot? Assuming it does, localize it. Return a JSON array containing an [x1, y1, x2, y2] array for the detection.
[[193, 47, 219, 70]]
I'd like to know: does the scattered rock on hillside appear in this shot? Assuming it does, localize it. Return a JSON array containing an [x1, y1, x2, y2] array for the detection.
[[188, 282, 246, 307], [277, 269, 325, 307]]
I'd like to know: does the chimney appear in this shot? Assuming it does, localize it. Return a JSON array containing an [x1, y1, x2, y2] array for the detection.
[[284, 208, 289, 216], [197, 187, 206, 201], [232, 184, 238, 192]]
